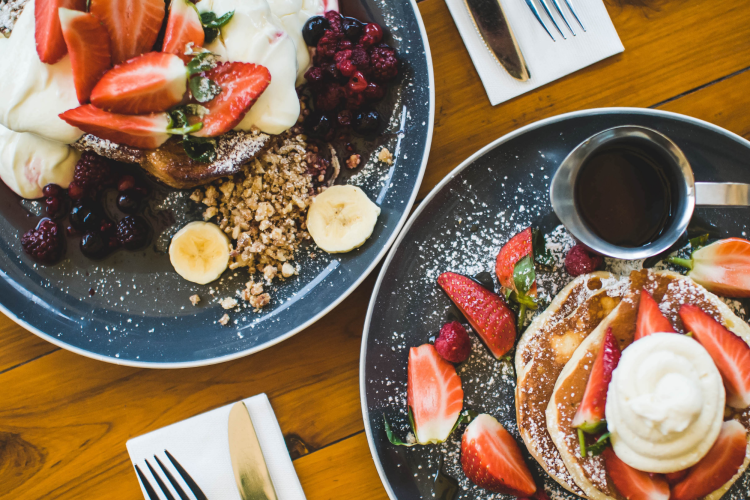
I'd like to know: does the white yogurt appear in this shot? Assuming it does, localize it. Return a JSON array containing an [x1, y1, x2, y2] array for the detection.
[[606, 333, 725, 473]]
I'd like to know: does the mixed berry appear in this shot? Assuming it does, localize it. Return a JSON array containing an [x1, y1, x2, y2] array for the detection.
[[21, 152, 153, 264]]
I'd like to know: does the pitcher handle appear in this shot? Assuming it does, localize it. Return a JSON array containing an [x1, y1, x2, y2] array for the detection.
[[695, 182, 750, 207]]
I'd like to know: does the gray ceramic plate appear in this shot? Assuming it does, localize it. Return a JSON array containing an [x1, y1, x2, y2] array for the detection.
[[361, 108, 750, 499], [0, 0, 434, 367]]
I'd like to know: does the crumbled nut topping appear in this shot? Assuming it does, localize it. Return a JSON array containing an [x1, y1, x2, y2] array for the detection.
[[189, 294, 201, 306], [346, 154, 361, 169], [220, 297, 238, 309], [377, 147, 393, 165], [218, 314, 230, 326]]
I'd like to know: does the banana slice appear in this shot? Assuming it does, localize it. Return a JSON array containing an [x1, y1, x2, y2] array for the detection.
[[169, 221, 231, 284], [307, 185, 381, 253]]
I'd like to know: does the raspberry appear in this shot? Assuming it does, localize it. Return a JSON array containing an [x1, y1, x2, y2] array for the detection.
[[304, 66, 324, 84], [316, 33, 339, 61], [338, 59, 355, 77], [359, 23, 382, 46], [324, 10, 342, 34], [364, 81, 384, 100], [369, 44, 398, 82], [564, 244, 604, 277], [315, 83, 344, 111], [434, 321, 471, 363], [351, 46, 370, 72], [21, 218, 62, 263], [116, 215, 150, 250], [338, 39, 353, 51], [334, 49, 352, 64], [73, 151, 112, 196], [345, 90, 365, 110], [348, 71, 368, 93]]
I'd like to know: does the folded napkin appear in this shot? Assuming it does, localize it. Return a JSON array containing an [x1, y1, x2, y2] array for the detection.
[[127, 394, 306, 500], [445, 0, 624, 105]]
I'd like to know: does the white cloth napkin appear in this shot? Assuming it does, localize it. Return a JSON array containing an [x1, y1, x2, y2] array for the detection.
[[126, 394, 306, 500], [444, 0, 624, 105]]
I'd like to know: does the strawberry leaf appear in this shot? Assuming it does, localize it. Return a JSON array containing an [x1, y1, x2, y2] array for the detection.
[[513, 255, 535, 296], [383, 414, 416, 447], [587, 432, 611, 456], [690, 233, 710, 249], [200, 11, 234, 28], [189, 76, 221, 103]]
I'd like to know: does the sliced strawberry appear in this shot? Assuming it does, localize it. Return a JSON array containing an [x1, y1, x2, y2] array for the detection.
[[437, 272, 516, 359], [634, 289, 675, 341], [671, 420, 747, 500], [679, 304, 750, 408], [603, 448, 670, 500], [59, 105, 170, 149], [461, 414, 537, 496], [91, 52, 187, 114], [406, 344, 463, 444], [89, 0, 166, 65], [671, 237, 750, 297], [664, 469, 689, 486], [193, 62, 271, 138], [495, 227, 537, 296], [58, 9, 112, 104], [571, 327, 621, 432], [34, 0, 86, 63], [162, 0, 204, 62]]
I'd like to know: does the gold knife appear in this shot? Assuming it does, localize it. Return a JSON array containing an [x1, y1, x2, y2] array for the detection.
[[463, 0, 530, 81], [228, 402, 278, 500]]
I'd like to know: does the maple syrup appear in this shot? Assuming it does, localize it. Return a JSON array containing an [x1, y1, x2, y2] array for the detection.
[[575, 143, 675, 247]]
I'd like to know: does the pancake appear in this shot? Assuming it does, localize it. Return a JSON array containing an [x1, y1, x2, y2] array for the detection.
[[515, 271, 627, 495], [546, 269, 750, 500]]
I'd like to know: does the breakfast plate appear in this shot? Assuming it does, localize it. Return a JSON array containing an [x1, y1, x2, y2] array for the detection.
[[360, 108, 750, 499], [0, 0, 434, 367]]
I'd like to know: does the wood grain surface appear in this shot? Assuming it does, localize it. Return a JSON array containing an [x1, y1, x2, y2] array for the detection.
[[2, 0, 749, 498]]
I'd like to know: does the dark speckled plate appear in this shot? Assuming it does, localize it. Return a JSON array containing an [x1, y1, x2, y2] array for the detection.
[[361, 108, 750, 500], [0, 0, 433, 367]]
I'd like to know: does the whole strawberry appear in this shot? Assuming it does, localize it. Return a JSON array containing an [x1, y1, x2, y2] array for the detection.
[[564, 244, 603, 276], [434, 321, 471, 363]]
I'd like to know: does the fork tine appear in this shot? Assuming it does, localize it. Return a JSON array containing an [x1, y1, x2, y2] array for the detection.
[[550, 0, 575, 35], [146, 459, 176, 500], [563, 0, 586, 31], [154, 455, 191, 500], [524, 0, 555, 41], [537, 0, 566, 39], [135, 464, 160, 500], [165, 450, 208, 500]]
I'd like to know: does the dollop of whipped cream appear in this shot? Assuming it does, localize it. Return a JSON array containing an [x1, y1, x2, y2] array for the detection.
[[606, 332, 725, 473]]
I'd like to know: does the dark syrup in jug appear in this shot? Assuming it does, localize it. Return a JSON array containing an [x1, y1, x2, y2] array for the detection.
[[575, 144, 674, 247]]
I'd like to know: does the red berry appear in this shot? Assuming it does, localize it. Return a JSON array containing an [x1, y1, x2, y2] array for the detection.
[[315, 83, 344, 111], [21, 218, 62, 263], [324, 10, 342, 33], [67, 181, 85, 199], [345, 90, 366, 109], [338, 59, 355, 77], [44, 196, 62, 217], [364, 81, 384, 100], [348, 71, 368, 93], [42, 183, 62, 197], [369, 44, 398, 82], [117, 175, 136, 192], [334, 49, 351, 63], [338, 39, 352, 51], [434, 321, 472, 363], [337, 109, 352, 127], [564, 244, 604, 276], [316, 33, 339, 61], [73, 151, 112, 195], [360, 23, 382, 46], [305, 66, 324, 83]]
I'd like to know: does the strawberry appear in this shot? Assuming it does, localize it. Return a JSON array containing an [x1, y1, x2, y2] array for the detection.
[[461, 414, 537, 496], [603, 448, 670, 500], [671, 420, 747, 500], [59, 105, 171, 149], [407, 344, 463, 444], [664, 469, 689, 486], [193, 62, 271, 137], [495, 227, 537, 296], [679, 304, 750, 408], [634, 289, 675, 341], [669, 237, 750, 297], [162, 0, 204, 62], [34, 0, 86, 63], [437, 272, 516, 359], [434, 321, 471, 363], [58, 9, 112, 104], [89, 0, 166, 65], [90, 52, 187, 114], [518, 491, 551, 500], [571, 327, 621, 432]]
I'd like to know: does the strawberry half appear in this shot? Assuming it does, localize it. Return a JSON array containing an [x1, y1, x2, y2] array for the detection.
[[679, 304, 750, 408], [193, 62, 271, 138], [58, 9, 112, 104], [664, 469, 689, 486], [670, 237, 750, 297], [495, 227, 537, 296], [461, 414, 537, 496], [162, 0, 204, 62], [671, 420, 747, 500], [437, 272, 516, 359], [59, 105, 171, 149], [634, 289, 675, 341], [34, 0, 86, 63], [571, 327, 621, 432], [406, 344, 463, 444], [90, 0, 166, 65], [91, 52, 187, 114], [603, 447, 670, 500]]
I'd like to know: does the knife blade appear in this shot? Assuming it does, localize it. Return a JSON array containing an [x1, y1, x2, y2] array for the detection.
[[228, 402, 278, 500], [463, 0, 530, 81]]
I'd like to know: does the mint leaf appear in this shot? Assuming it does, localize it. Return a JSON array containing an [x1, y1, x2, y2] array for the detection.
[[190, 76, 221, 103], [201, 10, 234, 28], [532, 228, 554, 267], [186, 51, 218, 75], [204, 27, 220, 44], [183, 135, 216, 162], [587, 432, 611, 456], [513, 255, 535, 296], [690, 233, 709, 249], [383, 414, 415, 447]]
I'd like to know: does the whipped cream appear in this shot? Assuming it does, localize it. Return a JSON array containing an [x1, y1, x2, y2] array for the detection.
[[0, 124, 78, 198], [606, 333, 725, 473], [0, 0, 83, 144]]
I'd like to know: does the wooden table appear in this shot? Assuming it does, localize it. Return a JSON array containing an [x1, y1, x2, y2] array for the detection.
[[2, 0, 750, 498]]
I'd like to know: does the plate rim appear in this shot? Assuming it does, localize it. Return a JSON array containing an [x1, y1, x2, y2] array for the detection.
[[2, 0, 436, 369], [358, 106, 750, 499]]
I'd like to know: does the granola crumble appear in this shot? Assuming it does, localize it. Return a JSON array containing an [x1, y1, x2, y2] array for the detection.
[[189, 294, 201, 306], [346, 154, 361, 169], [377, 147, 393, 165], [218, 314, 230, 326], [220, 297, 238, 309]]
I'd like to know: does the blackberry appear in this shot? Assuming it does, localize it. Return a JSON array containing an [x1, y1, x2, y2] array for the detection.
[[116, 216, 150, 250], [21, 218, 62, 263], [369, 44, 398, 82], [351, 46, 370, 72], [72, 151, 113, 196]]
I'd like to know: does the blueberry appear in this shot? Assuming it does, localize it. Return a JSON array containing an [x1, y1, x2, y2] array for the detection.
[[302, 16, 329, 46], [306, 112, 331, 138], [69, 199, 103, 232], [354, 110, 380, 134], [341, 17, 363, 41], [80, 232, 107, 259], [117, 190, 141, 214]]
